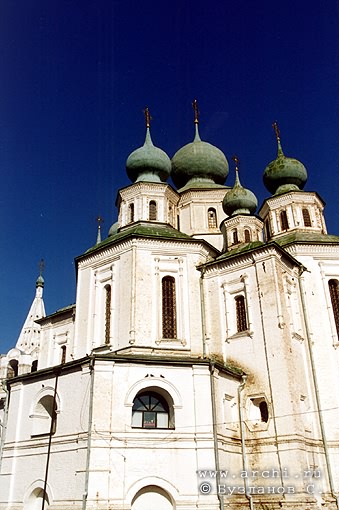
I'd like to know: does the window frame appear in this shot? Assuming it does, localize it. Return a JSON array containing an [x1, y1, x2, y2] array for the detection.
[[235, 294, 248, 333], [207, 208, 217, 229], [131, 391, 172, 429], [162, 275, 177, 339], [149, 200, 157, 221]]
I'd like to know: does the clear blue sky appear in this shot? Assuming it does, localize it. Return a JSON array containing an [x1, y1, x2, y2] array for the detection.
[[1, 1, 338, 354]]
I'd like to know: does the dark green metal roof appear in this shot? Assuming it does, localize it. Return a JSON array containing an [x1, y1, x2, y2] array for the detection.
[[78, 222, 213, 260], [274, 231, 339, 247]]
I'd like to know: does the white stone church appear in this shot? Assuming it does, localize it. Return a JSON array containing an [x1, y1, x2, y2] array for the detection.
[[1, 106, 339, 510]]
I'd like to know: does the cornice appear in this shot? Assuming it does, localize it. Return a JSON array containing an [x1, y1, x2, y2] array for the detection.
[[78, 235, 217, 269]]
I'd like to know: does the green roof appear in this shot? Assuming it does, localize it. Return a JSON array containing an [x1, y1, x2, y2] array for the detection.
[[178, 182, 229, 193], [80, 222, 200, 258], [274, 231, 339, 247]]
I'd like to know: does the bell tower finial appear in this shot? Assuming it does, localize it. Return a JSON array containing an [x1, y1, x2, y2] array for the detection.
[[232, 155, 241, 187], [96, 216, 104, 245]]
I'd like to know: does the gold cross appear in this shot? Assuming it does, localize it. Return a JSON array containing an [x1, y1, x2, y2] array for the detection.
[[272, 121, 281, 141], [144, 107, 151, 128], [192, 99, 199, 124], [39, 258, 45, 276]]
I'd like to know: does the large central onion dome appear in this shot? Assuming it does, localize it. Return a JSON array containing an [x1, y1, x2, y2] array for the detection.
[[171, 100, 229, 190], [126, 108, 171, 183], [223, 157, 257, 216], [263, 122, 308, 195]]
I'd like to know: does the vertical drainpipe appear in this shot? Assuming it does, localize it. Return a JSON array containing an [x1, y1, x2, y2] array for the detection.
[[82, 355, 95, 510], [238, 375, 254, 510], [42, 366, 61, 510], [209, 363, 224, 510], [298, 267, 339, 510]]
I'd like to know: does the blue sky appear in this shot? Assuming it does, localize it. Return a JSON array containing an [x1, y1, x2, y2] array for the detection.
[[1, 0, 338, 354]]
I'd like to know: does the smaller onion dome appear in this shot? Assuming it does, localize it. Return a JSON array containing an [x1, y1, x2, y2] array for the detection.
[[223, 156, 257, 216], [36, 259, 45, 288], [263, 122, 308, 195], [36, 274, 44, 288], [108, 221, 119, 237], [126, 108, 171, 183], [171, 100, 229, 190]]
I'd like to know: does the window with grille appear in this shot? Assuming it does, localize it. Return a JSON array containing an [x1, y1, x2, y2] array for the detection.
[[302, 208, 311, 227], [129, 203, 134, 223], [208, 208, 217, 229], [235, 295, 248, 332], [280, 210, 289, 230], [244, 229, 251, 242], [132, 391, 170, 429], [329, 279, 339, 337], [162, 276, 177, 339], [232, 229, 239, 244], [105, 285, 111, 344], [149, 200, 157, 220]]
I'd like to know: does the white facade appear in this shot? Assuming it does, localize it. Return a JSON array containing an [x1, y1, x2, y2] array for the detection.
[[1, 125, 339, 510]]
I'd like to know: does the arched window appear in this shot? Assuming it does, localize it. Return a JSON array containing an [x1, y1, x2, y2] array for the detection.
[[280, 210, 289, 230], [104, 284, 111, 344], [162, 276, 177, 339], [232, 229, 239, 244], [249, 397, 269, 425], [129, 203, 134, 223], [244, 229, 251, 242], [329, 279, 339, 337], [132, 391, 170, 429], [208, 208, 217, 229], [149, 200, 157, 221], [265, 221, 271, 241], [31, 360, 38, 372], [302, 208, 311, 227], [235, 295, 247, 332], [32, 395, 57, 436], [61, 345, 66, 364], [7, 359, 18, 379]]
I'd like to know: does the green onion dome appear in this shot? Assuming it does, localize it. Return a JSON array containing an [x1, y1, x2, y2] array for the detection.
[[108, 221, 119, 237], [171, 124, 229, 190], [126, 124, 171, 183], [263, 123, 308, 195], [223, 161, 257, 216]]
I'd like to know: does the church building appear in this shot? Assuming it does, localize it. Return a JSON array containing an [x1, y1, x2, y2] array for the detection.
[[1, 104, 339, 510]]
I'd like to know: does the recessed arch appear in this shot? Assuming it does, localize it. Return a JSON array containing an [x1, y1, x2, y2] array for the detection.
[[124, 378, 182, 409], [125, 477, 178, 509], [23, 480, 52, 510], [131, 485, 173, 510]]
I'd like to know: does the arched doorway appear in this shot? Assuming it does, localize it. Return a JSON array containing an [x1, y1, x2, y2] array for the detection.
[[131, 485, 173, 510], [24, 488, 49, 510]]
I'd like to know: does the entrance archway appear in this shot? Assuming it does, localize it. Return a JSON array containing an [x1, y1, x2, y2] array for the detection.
[[24, 488, 49, 510], [131, 485, 173, 510]]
